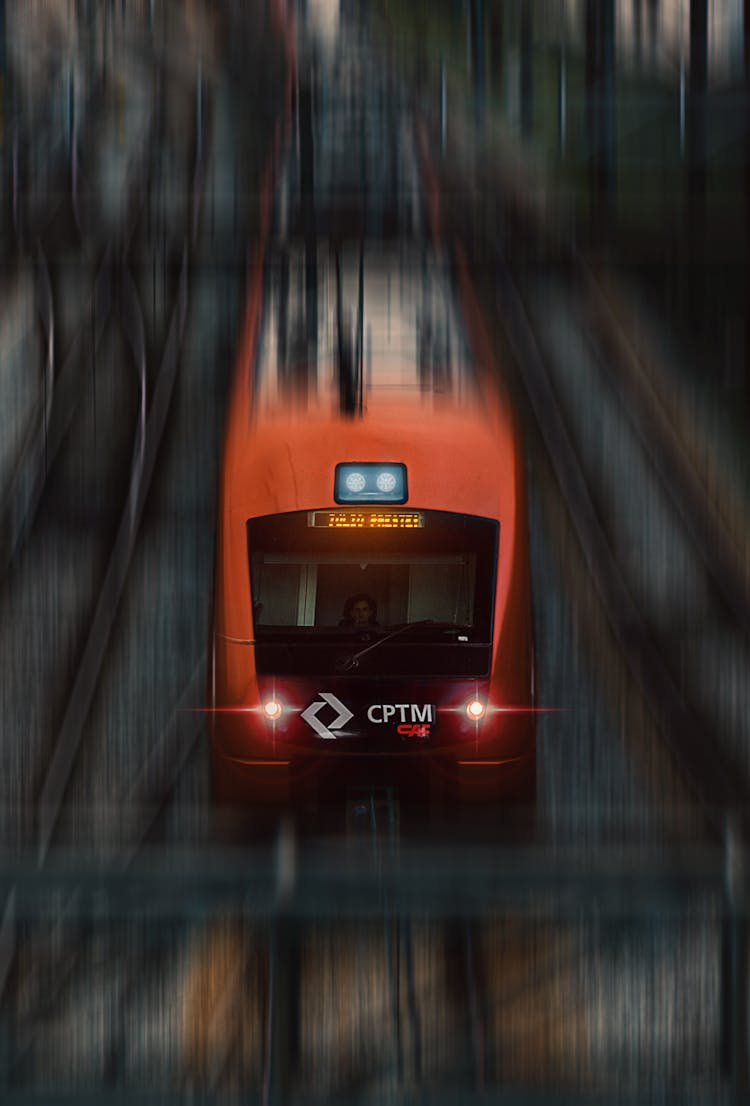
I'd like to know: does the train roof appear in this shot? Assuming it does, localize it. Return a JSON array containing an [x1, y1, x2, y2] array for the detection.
[[222, 242, 522, 523]]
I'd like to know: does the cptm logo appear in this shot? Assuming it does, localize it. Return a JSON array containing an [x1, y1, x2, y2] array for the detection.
[[367, 703, 434, 738], [300, 692, 354, 740]]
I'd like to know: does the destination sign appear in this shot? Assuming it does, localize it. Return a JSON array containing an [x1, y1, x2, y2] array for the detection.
[[309, 511, 424, 529]]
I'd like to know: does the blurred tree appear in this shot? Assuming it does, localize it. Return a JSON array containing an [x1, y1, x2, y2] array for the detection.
[[745, 0, 750, 412], [585, 0, 616, 237], [487, 0, 503, 81], [520, 0, 532, 136], [687, 0, 707, 241]]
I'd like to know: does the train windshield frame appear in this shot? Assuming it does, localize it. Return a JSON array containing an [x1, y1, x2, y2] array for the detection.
[[247, 510, 498, 678]]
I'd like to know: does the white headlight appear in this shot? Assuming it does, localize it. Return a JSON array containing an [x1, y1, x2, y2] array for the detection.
[[466, 700, 485, 720], [376, 471, 397, 492], [345, 472, 367, 493]]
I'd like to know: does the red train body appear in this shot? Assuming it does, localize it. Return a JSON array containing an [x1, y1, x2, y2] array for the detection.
[[210, 245, 535, 805]]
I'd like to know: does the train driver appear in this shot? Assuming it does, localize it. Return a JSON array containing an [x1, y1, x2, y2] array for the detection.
[[340, 593, 379, 628]]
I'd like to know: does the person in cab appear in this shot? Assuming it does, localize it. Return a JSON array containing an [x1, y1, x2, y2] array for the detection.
[[340, 593, 379, 628]]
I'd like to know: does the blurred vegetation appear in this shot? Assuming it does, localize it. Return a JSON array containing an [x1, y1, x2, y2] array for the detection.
[[373, 0, 747, 257], [371, 0, 749, 402]]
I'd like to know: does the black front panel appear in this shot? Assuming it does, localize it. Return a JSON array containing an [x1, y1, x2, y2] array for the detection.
[[248, 509, 498, 680], [255, 641, 491, 678], [258, 676, 489, 752]]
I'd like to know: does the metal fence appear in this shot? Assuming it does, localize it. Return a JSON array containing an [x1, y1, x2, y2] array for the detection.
[[0, 821, 746, 1105]]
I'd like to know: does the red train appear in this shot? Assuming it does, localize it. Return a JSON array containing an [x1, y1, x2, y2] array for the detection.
[[210, 243, 535, 806]]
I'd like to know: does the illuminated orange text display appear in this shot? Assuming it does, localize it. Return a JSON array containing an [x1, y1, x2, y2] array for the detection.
[[310, 511, 424, 529]]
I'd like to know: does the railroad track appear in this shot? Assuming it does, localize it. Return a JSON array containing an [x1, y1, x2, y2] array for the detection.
[[409, 89, 750, 847], [0, 13, 212, 1091], [177, 798, 494, 1099], [493, 246, 750, 835], [0, 819, 738, 1102], [413, 47, 750, 1100], [0, 35, 208, 851], [0, 2, 294, 1097], [0, 54, 118, 583]]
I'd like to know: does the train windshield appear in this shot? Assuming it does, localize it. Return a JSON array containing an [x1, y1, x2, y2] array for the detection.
[[248, 510, 497, 677]]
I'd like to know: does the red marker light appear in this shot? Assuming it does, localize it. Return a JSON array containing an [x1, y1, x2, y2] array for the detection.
[[466, 700, 485, 721]]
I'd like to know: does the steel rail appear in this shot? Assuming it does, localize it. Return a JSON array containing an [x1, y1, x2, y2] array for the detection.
[[415, 101, 750, 837], [413, 102, 749, 1097], [118, 654, 207, 858], [34, 250, 154, 862], [0, 61, 121, 579], [3, 56, 218, 1073], [119, 38, 292, 852], [0, 58, 201, 1090], [0, 251, 114, 582], [0, 62, 164, 578], [2, 45, 290, 1092], [33, 255, 185, 854], [575, 258, 750, 641], [35, 62, 206, 862], [0, 247, 53, 546], [0, 12, 293, 1100], [491, 241, 747, 834]]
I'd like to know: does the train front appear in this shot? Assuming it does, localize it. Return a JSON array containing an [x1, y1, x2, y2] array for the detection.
[[211, 411, 536, 807]]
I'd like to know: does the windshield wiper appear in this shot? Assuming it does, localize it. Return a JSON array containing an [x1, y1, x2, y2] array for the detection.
[[334, 621, 470, 673]]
